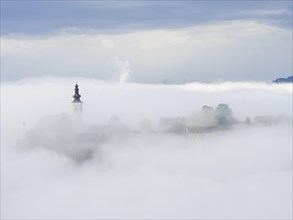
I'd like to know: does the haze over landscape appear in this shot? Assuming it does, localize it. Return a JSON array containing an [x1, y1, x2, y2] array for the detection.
[[1, 1, 292, 219]]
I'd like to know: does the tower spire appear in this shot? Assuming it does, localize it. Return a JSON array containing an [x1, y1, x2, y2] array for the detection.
[[72, 83, 82, 103]]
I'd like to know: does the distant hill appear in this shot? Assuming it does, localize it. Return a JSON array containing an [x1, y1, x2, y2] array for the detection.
[[273, 76, 293, 83]]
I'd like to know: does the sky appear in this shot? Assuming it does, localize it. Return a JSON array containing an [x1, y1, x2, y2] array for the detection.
[[1, 0, 292, 83]]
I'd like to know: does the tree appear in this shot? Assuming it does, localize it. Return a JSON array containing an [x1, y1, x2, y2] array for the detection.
[[245, 117, 251, 125], [201, 105, 214, 115], [215, 103, 234, 128], [200, 105, 216, 126]]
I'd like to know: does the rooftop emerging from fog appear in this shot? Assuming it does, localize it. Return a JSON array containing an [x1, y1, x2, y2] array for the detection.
[[72, 84, 82, 103]]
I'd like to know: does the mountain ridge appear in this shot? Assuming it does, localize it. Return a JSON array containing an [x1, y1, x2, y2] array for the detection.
[[273, 76, 293, 83]]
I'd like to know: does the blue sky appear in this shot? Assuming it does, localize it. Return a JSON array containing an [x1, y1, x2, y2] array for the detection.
[[1, 1, 292, 82]]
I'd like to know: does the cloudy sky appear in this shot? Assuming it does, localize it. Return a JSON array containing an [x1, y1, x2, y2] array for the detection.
[[1, 1, 292, 83]]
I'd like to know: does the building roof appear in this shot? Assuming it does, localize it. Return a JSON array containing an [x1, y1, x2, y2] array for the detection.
[[72, 84, 83, 103]]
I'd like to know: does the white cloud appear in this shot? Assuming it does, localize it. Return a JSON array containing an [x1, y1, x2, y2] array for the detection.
[[1, 78, 292, 219], [1, 20, 291, 82], [110, 56, 132, 83], [100, 39, 115, 48]]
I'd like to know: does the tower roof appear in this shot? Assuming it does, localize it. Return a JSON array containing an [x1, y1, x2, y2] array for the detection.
[[72, 84, 83, 103]]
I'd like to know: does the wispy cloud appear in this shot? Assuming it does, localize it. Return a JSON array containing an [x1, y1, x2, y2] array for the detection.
[[248, 8, 291, 16]]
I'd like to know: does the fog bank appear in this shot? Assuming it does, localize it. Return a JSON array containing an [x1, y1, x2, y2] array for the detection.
[[1, 78, 292, 219]]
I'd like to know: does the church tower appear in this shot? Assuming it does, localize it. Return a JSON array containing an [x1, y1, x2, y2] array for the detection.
[[72, 83, 83, 115]]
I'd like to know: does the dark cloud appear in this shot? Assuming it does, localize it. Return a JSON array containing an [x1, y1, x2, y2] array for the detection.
[[1, 1, 292, 36]]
